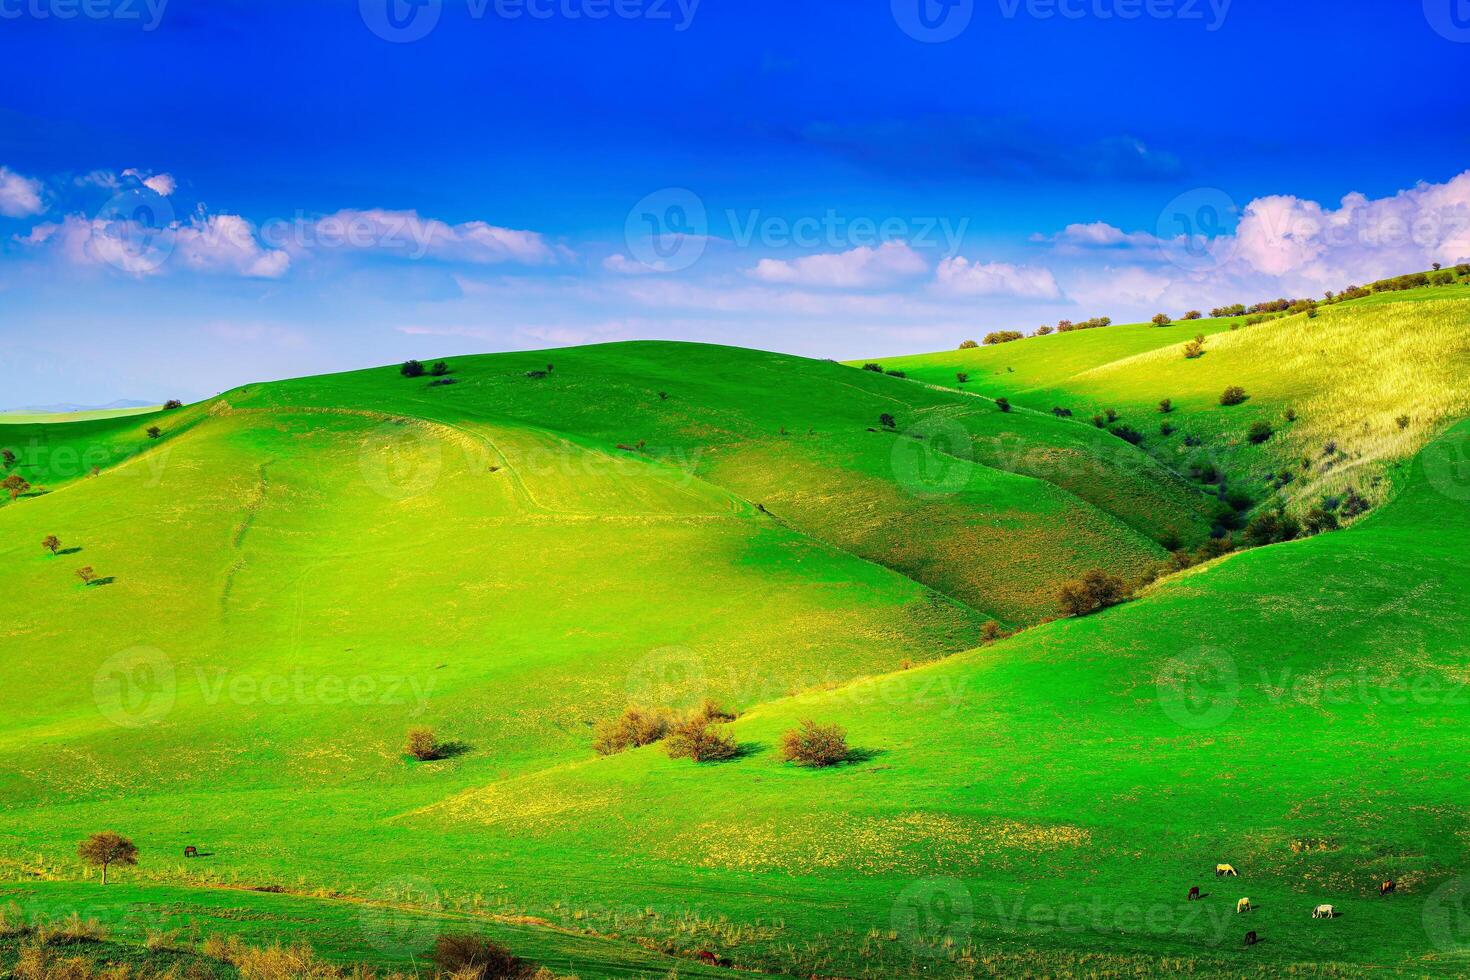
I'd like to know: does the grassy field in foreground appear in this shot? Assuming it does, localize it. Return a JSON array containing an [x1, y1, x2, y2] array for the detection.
[[1, 305, 1469, 976]]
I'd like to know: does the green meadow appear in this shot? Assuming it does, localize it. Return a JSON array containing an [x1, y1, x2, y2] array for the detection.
[[2, 278, 1470, 977]]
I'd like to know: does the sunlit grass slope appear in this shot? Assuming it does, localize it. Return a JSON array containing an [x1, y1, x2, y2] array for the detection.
[[865, 290, 1470, 514]]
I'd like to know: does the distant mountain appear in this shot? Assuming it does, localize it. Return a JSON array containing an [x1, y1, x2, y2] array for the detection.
[[0, 399, 156, 413]]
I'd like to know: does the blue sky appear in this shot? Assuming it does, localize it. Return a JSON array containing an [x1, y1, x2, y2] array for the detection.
[[2, 0, 1469, 405]]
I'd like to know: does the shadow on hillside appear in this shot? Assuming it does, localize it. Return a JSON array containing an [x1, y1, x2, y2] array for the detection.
[[433, 740, 473, 759], [87, 577, 117, 588], [839, 747, 886, 766], [55, 547, 82, 556]]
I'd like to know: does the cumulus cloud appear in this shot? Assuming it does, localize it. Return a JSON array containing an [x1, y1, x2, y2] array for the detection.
[[176, 214, 290, 277], [122, 168, 177, 196], [748, 241, 929, 288], [0, 166, 45, 218], [1036, 221, 1167, 252], [20, 211, 289, 278], [934, 256, 1061, 299]]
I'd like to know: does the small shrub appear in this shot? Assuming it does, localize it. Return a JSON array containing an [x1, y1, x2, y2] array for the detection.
[[75, 566, 97, 586], [400, 359, 426, 378], [1303, 507, 1340, 535], [955, 372, 969, 384], [592, 706, 671, 756], [1396, 414, 1410, 430], [1091, 413, 1106, 428], [430, 361, 450, 377], [1151, 313, 1171, 326], [1051, 406, 1072, 418], [779, 720, 849, 767], [1159, 422, 1175, 437], [693, 698, 737, 723], [958, 339, 979, 349], [1284, 407, 1298, 422], [406, 728, 443, 761], [163, 399, 183, 410], [1182, 310, 1202, 320], [146, 426, 162, 439], [885, 369, 907, 378], [1104, 408, 1119, 423], [1057, 569, 1127, 617], [1158, 398, 1173, 414], [980, 620, 1004, 643], [1219, 386, 1248, 406], [1183, 335, 1206, 359], [433, 933, 521, 979], [995, 397, 1011, 413], [1111, 425, 1143, 445], [664, 717, 739, 763], [862, 362, 883, 372], [1243, 511, 1300, 547], [878, 413, 896, 430], [1247, 421, 1274, 444]]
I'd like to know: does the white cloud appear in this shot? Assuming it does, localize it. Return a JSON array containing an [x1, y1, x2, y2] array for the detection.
[[122, 168, 176, 196], [19, 211, 289, 279], [0, 166, 45, 218], [1038, 221, 1166, 252], [747, 241, 928, 288], [933, 257, 1061, 299], [302, 209, 564, 265], [603, 253, 668, 275], [176, 214, 290, 278]]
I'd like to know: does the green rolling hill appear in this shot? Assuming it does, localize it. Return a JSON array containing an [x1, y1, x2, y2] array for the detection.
[[2, 277, 1469, 978]]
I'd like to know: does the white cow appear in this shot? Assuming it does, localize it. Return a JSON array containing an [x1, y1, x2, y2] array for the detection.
[[1236, 897, 1252, 914], [1312, 904, 1335, 919]]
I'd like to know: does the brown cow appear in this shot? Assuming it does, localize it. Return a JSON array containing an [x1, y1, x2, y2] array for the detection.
[[1380, 880, 1396, 897], [1244, 930, 1258, 947], [1188, 886, 1201, 901], [183, 846, 199, 858], [694, 951, 718, 965]]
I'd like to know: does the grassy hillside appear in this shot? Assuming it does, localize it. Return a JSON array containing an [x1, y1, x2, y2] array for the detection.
[[860, 288, 1470, 516], [2, 313, 1468, 977]]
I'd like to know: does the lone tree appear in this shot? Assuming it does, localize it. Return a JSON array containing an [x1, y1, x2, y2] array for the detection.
[[78, 832, 137, 885], [955, 372, 969, 384], [958, 339, 979, 349], [42, 535, 60, 556], [1057, 568, 1127, 617], [163, 399, 183, 410], [1, 448, 14, 467], [1151, 313, 1172, 326], [430, 361, 450, 377], [146, 426, 162, 439], [76, 566, 98, 586], [878, 413, 896, 430], [400, 359, 426, 378], [3, 473, 30, 500]]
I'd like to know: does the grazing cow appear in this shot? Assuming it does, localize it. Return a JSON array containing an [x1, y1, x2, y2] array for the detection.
[[694, 951, 718, 965], [183, 846, 198, 858], [1312, 904, 1335, 919], [1380, 880, 1396, 897], [1244, 930, 1258, 947], [1216, 863, 1239, 877], [1236, 897, 1252, 914], [1188, 886, 1201, 901]]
